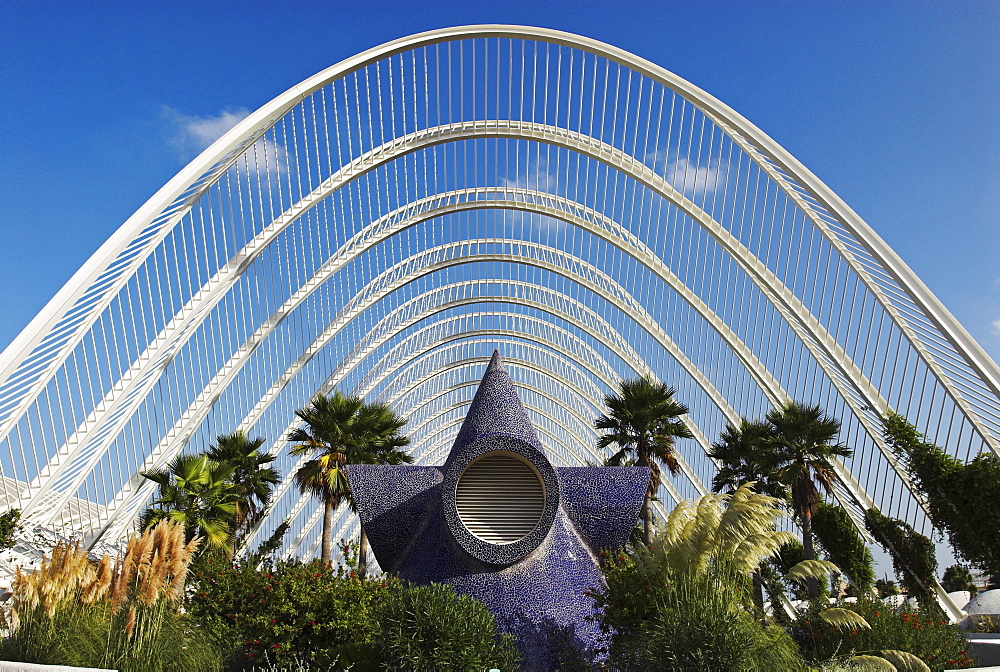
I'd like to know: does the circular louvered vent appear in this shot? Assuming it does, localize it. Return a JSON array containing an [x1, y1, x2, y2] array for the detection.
[[456, 452, 545, 545]]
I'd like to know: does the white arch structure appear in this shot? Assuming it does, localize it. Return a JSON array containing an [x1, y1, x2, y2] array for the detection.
[[1, 27, 998, 599]]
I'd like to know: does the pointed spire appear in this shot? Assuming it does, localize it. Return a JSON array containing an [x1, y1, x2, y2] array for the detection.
[[444, 351, 543, 466]]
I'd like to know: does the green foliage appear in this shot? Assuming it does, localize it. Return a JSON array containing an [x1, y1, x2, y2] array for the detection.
[[767, 402, 853, 600], [185, 559, 518, 671], [0, 603, 221, 671], [882, 411, 1000, 586], [374, 582, 520, 670], [139, 432, 279, 558], [764, 538, 831, 602], [773, 537, 807, 574], [289, 392, 412, 564], [0, 508, 21, 552], [789, 598, 975, 670], [878, 649, 933, 672], [205, 431, 280, 545], [597, 551, 804, 670], [1, 521, 219, 671], [246, 518, 290, 566], [876, 578, 901, 598], [940, 565, 977, 595], [141, 453, 241, 551], [785, 559, 841, 588], [846, 654, 899, 671], [185, 557, 391, 669], [709, 402, 853, 600], [708, 418, 788, 499], [814, 502, 876, 595], [970, 615, 1000, 634], [593, 484, 805, 670], [864, 508, 937, 605]]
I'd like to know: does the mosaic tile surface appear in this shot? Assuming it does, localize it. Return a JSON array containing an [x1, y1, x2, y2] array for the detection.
[[347, 351, 649, 667]]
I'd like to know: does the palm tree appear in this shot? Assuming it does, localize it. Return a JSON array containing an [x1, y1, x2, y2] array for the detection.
[[708, 417, 788, 608], [289, 392, 362, 564], [765, 401, 852, 599], [140, 454, 240, 552], [941, 564, 976, 595], [350, 400, 411, 576], [289, 393, 412, 567], [708, 418, 787, 499], [596, 376, 694, 547], [205, 431, 280, 552]]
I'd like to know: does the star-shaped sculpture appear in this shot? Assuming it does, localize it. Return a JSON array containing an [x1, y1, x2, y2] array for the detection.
[[346, 351, 649, 663]]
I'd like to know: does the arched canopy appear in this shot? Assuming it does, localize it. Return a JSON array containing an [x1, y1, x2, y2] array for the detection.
[[0, 26, 997, 580]]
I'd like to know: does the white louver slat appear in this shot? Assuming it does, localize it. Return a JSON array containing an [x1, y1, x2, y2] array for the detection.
[[456, 453, 545, 544]]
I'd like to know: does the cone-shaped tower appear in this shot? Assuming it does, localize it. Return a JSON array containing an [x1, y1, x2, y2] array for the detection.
[[346, 352, 651, 667], [444, 350, 544, 468]]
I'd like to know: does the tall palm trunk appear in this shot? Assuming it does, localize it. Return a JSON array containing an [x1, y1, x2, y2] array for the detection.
[[801, 511, 819, 600], [358, 528, 369, 577], [321, 498, 334, 563], [638, 443, 654, 547]]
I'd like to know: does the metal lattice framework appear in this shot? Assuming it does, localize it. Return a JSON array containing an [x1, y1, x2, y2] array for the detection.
[[2, 26, 998, 599]]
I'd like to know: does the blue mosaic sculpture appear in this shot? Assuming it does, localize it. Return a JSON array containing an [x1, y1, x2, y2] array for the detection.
[[346, 351, 649, 665]]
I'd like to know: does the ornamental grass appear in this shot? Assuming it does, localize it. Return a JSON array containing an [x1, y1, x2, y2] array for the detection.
[[1, 519, 220, 671]]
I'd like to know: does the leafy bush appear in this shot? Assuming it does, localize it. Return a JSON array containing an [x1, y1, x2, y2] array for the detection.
[[185, 556, 391, 669], [597, 551, 803, 670], [813, 502, 876, 595], [594, 485, 805, 670], [187, 557, 519, 671], [864, 507, 938, 605], [0, 508, 21, 552], [374, 582, 520, 670], [941, 565, 977, 595], [789, 598, 976, 670], [882, 412, 1000, 587]]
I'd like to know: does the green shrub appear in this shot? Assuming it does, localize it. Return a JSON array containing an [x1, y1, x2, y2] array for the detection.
[[814, 502, 876, 595], [865, 507, 938, 606], [596, 551, 804, 670], [185, 557, 392, 669], [941, 564, 977, 595], [0, 508, 21, 552], [882, 412, 1000, 587], [593, 486, 806, 670], [789, 598, 976, 670], [374, 582, 520, 671], [0, 602, 220, 671]]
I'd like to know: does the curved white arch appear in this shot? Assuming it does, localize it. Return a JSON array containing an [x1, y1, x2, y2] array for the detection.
[[0, 28, 994, 605], [17, 111, 954, 527], [98, 282, 712, 546], [13, 114, 934, 526], [235, 332, 687, 558]]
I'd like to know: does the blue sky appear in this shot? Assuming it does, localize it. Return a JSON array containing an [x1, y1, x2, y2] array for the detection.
[[1, 0, 998, 365]]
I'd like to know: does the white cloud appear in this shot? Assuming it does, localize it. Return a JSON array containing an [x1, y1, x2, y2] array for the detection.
[[163, 106, 250, 155], [163, 106, 287, 175], [499, 156, 560, 193], [665, 157, 725, 198], [991, 318, 1000, 337], [645, 148, 726, 199]]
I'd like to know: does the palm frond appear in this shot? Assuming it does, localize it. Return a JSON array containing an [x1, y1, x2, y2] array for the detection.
[[819, 607, 871, 631], [848, 655, 897, 671], [877, 650, 931, 672], [784, 559, 840, 586]]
